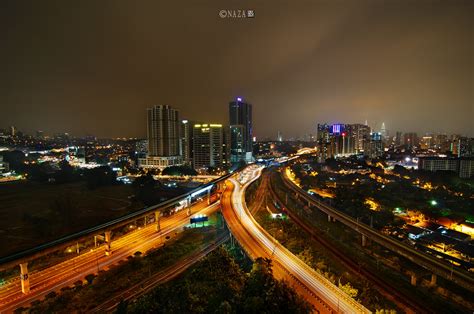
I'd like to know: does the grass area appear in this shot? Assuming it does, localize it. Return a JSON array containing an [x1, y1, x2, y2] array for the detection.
[[19, 227, 223, 313], [0, 181, 143, 257]]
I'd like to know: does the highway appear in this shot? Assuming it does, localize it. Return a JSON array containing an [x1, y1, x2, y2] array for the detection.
[[91, 232, 229, 313], [221, 166, 370, 313], [280, 167, 474, 293], [0, 200, 220, 313]]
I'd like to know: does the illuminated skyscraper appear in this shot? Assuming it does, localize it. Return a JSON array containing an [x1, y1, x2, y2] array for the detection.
[[180, 119, 194, 166], [229, 97, 253, 163], [139, 105, 182, 169], [193, 123, 230, 170]]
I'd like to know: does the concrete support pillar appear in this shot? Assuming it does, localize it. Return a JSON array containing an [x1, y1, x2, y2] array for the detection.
[[308, 200, 311, 207], [328, 214, 332, 222], [155, 211, 161, 231], [361, 234, 367, 247], [187, 196, 192, 216], [105, 231, 112, 256], [207, 188, 211, 205], [20, 262, 30, 294], [430, 274, 437, 286], [410, 273, 417, 286]]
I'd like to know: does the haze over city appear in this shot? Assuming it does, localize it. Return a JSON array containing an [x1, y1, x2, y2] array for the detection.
[[1, 0, 472, 138], [1, 1, 474, 313]]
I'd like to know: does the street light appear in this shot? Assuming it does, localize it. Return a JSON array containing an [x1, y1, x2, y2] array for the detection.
[[430, 200, 438, 206]]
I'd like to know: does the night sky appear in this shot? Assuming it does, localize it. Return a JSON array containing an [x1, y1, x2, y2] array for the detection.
[[1, 0, 472, 139]]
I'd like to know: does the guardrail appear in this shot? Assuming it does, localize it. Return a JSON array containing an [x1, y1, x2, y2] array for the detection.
[[280, 169, 474, 292]]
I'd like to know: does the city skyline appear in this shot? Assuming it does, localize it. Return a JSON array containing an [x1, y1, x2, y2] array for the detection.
[[1, 1, 472, 138]]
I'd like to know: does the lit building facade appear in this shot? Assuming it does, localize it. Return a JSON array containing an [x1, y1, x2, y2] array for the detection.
[[192, 123, 229, 170], [418, 157, 473, 178], [229, 98, 253, 163], [139, 105, 182, 169], [0, 155, 9, 174], [180, 120, 195, 166]]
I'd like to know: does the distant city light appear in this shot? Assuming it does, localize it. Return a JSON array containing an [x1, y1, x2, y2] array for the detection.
[[237, 97, 242, 102], [430, 200, 438, 206], [405, 157, 411, 162]]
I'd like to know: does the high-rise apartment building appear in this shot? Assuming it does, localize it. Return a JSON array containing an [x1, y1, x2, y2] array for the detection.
[[139, 105, 182, 169], [364, 132, 384, 158], [193, 123, 229, 170], [229, 97, 253, 163]]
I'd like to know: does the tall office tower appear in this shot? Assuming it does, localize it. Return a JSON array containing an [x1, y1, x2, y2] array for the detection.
[[138, 105, 182, 169], [364, 132, 384, 158], [329, 124, 356, 156], [180, 120, 195, 166], [192, 123, 229, 170], [380, 122, 388, 141], [36, 130, 44, 139], [350, 124, 371, 153], [229, 97, 253, 163], [277, 131, 283, 142], [403, 132, 418, 150], [9, 126, 16, 137], [317, 123, 331, 142]]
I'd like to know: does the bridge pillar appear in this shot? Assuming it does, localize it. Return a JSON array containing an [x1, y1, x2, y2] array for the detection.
[[20, 262, 30, 294], [307, 200, 311, 207], [155, 211, 161, 231], [207, 188, 211, 205], [187, 196, 192, 216], [410, 273, 417, 286], [105, 231, 112, 256], [361, 234, 367, 247], [430, 274, 437, 286]]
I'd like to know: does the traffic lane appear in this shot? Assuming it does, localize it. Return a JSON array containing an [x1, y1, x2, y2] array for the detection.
[[0, 201, 220, 311]]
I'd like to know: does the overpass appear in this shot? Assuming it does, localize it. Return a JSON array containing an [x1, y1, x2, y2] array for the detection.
[[279, 167, 474, 293], [0, 171, 236, 295], [221, 165, 370, 313]]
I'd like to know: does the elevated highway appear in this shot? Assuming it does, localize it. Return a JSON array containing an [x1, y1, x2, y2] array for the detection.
[[280, 167, 474, 292], [0, 171, 236, 298], [221, 166, 370, 313]]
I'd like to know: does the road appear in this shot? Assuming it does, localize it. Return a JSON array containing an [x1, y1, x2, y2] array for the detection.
[[91, 232, 229, 312], [280, 167, 474, 293], [0, 200, 220, 313], [221, 166, 370, 314], [266, 171, 427, 313]]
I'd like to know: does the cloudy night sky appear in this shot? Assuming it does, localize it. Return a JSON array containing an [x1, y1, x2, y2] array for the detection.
[[1, 0, 472, 139]]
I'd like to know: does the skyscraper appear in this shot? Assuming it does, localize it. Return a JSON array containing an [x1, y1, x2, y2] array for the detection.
[[192, 123, 230, 170], [139, 105, 182, 169], [364, 132, 384, 158], [229, 97, 253, 163], [180, 119, 194, 166]]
